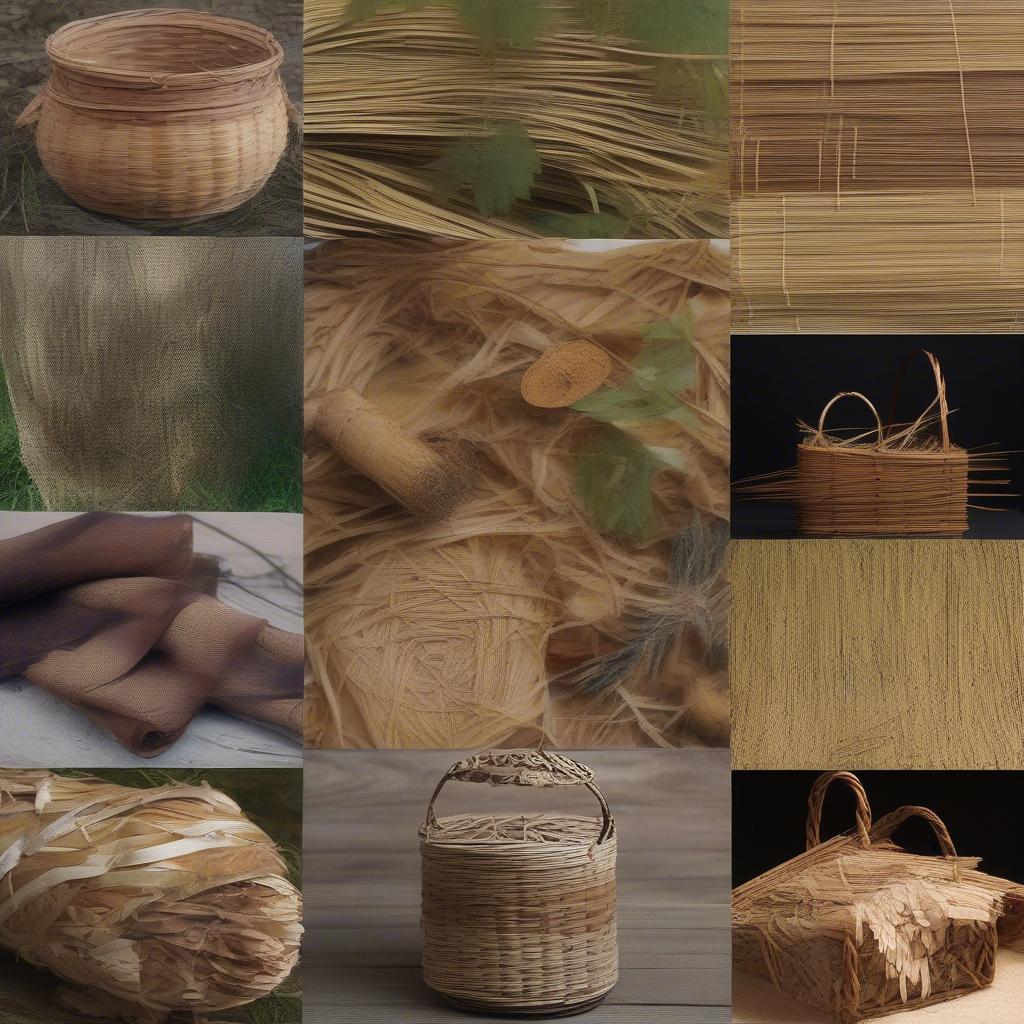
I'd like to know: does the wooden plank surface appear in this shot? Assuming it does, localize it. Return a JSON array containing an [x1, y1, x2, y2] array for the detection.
[[303, 749, 731, 1021]]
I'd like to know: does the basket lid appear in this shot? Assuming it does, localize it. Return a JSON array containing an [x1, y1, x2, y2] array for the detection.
[[445, 752, 596, 788]]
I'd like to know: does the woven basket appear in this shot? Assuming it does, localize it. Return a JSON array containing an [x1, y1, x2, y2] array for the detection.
[[733, 772, 1024, 1023], [420, 752, 618, 1017], [795, 351, 969, 536], [16, 9, 296, 222]]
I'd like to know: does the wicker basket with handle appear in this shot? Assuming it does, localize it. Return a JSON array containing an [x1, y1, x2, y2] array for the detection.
[[16, 9, 296, 223], [733, 772, 1024, 1023], [419, 751, 618, 1017]]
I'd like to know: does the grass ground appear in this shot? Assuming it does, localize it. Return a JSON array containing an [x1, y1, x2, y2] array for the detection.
[[0, 368, 44, 509]]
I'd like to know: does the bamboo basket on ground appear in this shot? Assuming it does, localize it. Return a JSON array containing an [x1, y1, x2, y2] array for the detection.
[[733, 772, 1024, 1023], [16, 9, 295, 222], [738, 350, 1003, 537], [420, 752, 618, 1017], [0, 770, 302, 1023]]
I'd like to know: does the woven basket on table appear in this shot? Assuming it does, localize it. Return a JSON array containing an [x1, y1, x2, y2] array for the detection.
[[420, 752, 618, 1018], [733, 772, 1024, 1023], [796, 350, 969, 536], [16, 9, 295, 223]]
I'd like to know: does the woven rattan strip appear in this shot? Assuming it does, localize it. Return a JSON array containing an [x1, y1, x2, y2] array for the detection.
[[420, 752, 618, 1016], [17, 9, 295, 221]]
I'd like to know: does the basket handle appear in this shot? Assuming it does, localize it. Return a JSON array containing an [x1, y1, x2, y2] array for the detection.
[[423, 752, 615, 844], [816, 392, 884, 447], [871, 805, 962, 881], [279, 76, 301, 127], [885, 349, 951, 451], [806, 771, 873, 851], [15, 88, 46, 129]]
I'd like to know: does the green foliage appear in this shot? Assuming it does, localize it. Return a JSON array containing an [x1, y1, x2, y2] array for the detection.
[[572, 316, 695, 423], [455, 0, 552, 50], [575, 425, 666, 541], [625, 0, 728, 54], [431, 121, 541, 216], [0, 370, 43, 511], [533, 210, 630, 238]]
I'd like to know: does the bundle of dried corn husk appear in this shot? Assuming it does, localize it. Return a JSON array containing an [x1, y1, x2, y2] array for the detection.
[[0, 771, 302, 1023], [304, 0, 728, 239], [305, 240, 730, 749], [733, 773, 1024, 1023]]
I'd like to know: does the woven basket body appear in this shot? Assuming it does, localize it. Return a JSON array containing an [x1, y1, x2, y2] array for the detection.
[[795, 352, 969, 537], [420, 753, 618, 1017], [21, 10, 291, 222], [733, 773, 1024, 1023]]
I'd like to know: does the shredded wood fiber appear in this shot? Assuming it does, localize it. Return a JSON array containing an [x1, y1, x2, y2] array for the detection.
[[0, 771, 302, 1024], [733, 2, 1024, 332], [304, 240, 730, 749], [304, 1, 728, 239], [730, 540, 1024, 769], [733, 773, 1024, 1023]]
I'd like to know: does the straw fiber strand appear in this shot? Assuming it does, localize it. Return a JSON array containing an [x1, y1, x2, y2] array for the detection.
[[732, 1, 1024, 331], [304, 240, 730, 750], [420, 753, 617, 1015], [0, 770, 301, 1023], [730, 540, 1024, 770], [733, 773, 1024, 1023], [0, 236, 301, 512], [304, 1, 728, 239], [21, 9, 293, 222]]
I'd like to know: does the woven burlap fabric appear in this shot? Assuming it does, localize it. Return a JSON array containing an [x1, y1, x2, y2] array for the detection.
[[0, 236, 302, 510], [0, 513, 303, 756], [734, 950, 1024, 1023]]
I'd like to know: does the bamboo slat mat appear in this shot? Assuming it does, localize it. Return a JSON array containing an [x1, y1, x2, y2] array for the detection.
[[730, 540, 1024, 769]]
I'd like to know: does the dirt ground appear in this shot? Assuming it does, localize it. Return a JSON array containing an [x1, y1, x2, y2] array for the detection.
[[0, 0, 302, 237]]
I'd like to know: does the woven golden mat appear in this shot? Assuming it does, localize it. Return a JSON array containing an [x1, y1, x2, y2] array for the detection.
[[734, 949, 1024, 1023], [730, 539, 1024, 769]]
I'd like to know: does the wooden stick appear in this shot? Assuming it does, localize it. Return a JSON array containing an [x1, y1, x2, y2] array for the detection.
[[314, 388, 469, 519]]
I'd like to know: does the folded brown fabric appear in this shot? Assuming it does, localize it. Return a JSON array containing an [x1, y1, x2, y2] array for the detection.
[[0, 513, 303, 756]]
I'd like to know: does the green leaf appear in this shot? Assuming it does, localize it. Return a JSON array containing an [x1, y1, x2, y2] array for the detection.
[[625, 0, 728, 55], [431, 121, 541, 217], [533, 211, 630, 238], [575, 426, 665, 541], [634, 317, 696, 393], [455, 0, 552, 50], [572, 384, 680, 422]]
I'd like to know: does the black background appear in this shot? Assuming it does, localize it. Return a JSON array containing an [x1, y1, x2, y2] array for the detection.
[[731, 336, 1024, 537], [733, 771, 1024, 887]]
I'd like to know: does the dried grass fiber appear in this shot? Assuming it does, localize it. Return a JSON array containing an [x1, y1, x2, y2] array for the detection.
[[304, 0, 728, 239], [304, 240, 730, 750], [733, 772, 1024, 1023], [0, 236, 302, 511], [733, 1, 1024, 332], [730, 540, 1024, 769], [0, 770, 302, 1023]]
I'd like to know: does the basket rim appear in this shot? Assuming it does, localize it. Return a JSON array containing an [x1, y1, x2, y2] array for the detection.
[[420, 811, 615, 848], [796, 441, 969, 460], [46, 8, 284, 86]]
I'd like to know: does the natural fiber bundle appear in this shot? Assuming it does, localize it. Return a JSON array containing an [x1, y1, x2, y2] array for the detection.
[[0, 236, 302, 512], [0, 770, 301, 1022], [420, 752, 617, 1015], [733, 1, 1024, 332], [17, 8, 295, 222], [730, 539, 1024, 769], [733, 773, 1024, 1023], [305, 240, 730, 749], [736, 350, 1010, 537], [0, 513, 303, 757], [304, 0, 728, 239]]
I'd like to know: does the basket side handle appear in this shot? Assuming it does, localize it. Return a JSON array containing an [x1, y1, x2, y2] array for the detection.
[[816, 392, 884, 447], [885, 349, 951, 451], [278, 74, 301, 127], [423, 762, 615, 844], [15, 88, 47, 129], [806, 771, 873, 851], [871, 805, 962, 881]]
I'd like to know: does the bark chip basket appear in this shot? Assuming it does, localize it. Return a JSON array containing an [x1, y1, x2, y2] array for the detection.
[[796, 350, 969, 536], [16, 9, 296, 223], [419, 751, 618, 1017], [732, 772, 1024, 1023]]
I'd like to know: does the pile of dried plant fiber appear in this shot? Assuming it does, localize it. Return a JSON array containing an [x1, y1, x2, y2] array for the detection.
[[305, 239, 729, 749]]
